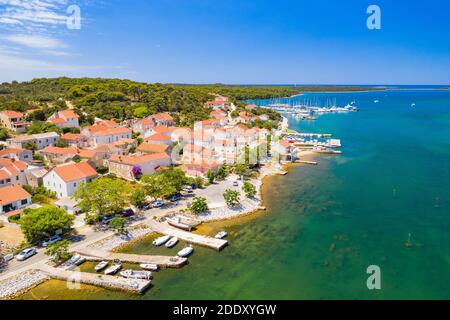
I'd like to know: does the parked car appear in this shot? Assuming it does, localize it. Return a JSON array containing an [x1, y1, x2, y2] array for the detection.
[[152, 200, 165, 208], [102, 215, 115, 224], [118, 208, 135, 218], [139, 203, 152, 210], [16, 248, 37, 261], [183, 186, 193, 193], [43, 235, 62, 247], [233, 181, 239, 187], [168, 193, 182, 202]]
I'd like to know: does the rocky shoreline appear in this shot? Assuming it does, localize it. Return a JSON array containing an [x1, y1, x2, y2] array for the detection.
[[0, 270, 49, 300]]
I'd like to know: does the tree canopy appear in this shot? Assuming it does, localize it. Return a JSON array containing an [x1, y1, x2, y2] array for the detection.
[[19, 206, 74, 244], [73, 177, 132, 223]]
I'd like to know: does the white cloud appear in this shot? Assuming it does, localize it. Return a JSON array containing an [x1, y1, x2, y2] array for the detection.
[[1, 34, 66, 49]]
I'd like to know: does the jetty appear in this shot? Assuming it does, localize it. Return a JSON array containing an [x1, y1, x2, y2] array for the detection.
[[38, 264, 151, 294], [147, 221, 228, 251], [296, 160, 318, 165], [74, 248, 187, 268]]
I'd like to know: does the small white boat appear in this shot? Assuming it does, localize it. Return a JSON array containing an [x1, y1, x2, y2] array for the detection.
[[214, 231, 228, 239], [94, 261, 109, 272], [152, 235, 170, 246], [374, 100, 379, 104], [139, 263, 159, 271], [166, 217, 192, 231], [165, 237, 179, 248], [105, 261, 122, 275], [177, 245, 194, 257], [120, 269, 152, 280], [411, 103, 416, 107]]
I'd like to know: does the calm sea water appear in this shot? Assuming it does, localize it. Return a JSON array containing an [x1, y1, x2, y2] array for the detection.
[[19, 90, 450, 300]]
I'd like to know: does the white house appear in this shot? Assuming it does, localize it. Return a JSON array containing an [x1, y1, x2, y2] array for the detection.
[[0, 158, 28, 188], [0, 184, 32, 215], [7, 132, 60, 150], [107, 153, 171, 180], [43, 161, 98, 198], [48, 110, 80, 128]]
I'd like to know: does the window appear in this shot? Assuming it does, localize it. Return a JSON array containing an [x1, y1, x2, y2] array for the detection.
[[16, 176, 19, 180], [21, 199, 28, 205]]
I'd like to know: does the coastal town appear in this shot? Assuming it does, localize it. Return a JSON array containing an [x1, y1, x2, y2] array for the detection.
[[0, 88, 348, 299]]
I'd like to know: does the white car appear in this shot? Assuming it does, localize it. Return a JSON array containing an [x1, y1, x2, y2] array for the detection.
[[16, 248, 37, 261], [233, 181, 239, 186]]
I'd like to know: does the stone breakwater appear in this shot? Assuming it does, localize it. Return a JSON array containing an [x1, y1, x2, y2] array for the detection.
[[0, 270, 49, 300]]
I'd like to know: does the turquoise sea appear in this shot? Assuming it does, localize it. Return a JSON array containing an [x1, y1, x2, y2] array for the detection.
[[19, 89, 450, 300]]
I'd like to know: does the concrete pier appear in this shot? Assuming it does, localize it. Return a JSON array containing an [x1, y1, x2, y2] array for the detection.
[[75, 248, 187, 268], [147, 221, 228, 251], [39, 264, 151, 294]]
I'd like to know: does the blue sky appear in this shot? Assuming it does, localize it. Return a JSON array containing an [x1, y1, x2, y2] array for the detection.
[[0, 0, 450, 84]]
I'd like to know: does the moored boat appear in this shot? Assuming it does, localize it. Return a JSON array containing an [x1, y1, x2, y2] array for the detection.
[[152, 235, 170, 246], [120, 269, 152, 280], [177, 245, 194, 257], [105, 260, 122, 275], [139, 263, 159, 271], [214, 231, 228, 239], [165, 237, 179, 248], [94, 261, 109, 272]]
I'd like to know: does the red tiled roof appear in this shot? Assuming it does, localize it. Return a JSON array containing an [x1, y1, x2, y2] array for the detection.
[[61, 133, 82, 141], [151, 113, 173, 122], [146, 132, 172, 141], [0, 184, 31, 205], [0, 110, 23, 118], [52, 162, 98, 182], [0, 147, 25, 156], [94, 126, 132, 137], [137, 143, 169, 154], [59, 110, 79, 118], [48, 118, 66, 124], [109, 153, 170, 165]]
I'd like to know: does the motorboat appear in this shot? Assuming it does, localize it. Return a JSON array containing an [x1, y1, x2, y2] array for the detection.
[[177, 245, 194, 257], [94, 261, 109, 272], [120, 269, 152, 280], [165, 237, 179, 248], [214, 231, 228, 239], [152, 235, 170, 246], [105, 260, 122, 275], [139, 263, 159, 271], [166, 217, 192, 231]]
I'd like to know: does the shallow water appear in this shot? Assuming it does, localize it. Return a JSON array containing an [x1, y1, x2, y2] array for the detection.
[[19, 90, 450, 299]]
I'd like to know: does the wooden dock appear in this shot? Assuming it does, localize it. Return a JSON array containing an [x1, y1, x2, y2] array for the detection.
[[39, 264, 151, 294], [147, 221, 228, 251], [75, 248, 187, 268]]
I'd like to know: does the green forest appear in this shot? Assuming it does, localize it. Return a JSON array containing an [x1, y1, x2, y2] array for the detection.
[[0, 78, 378, 127]]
